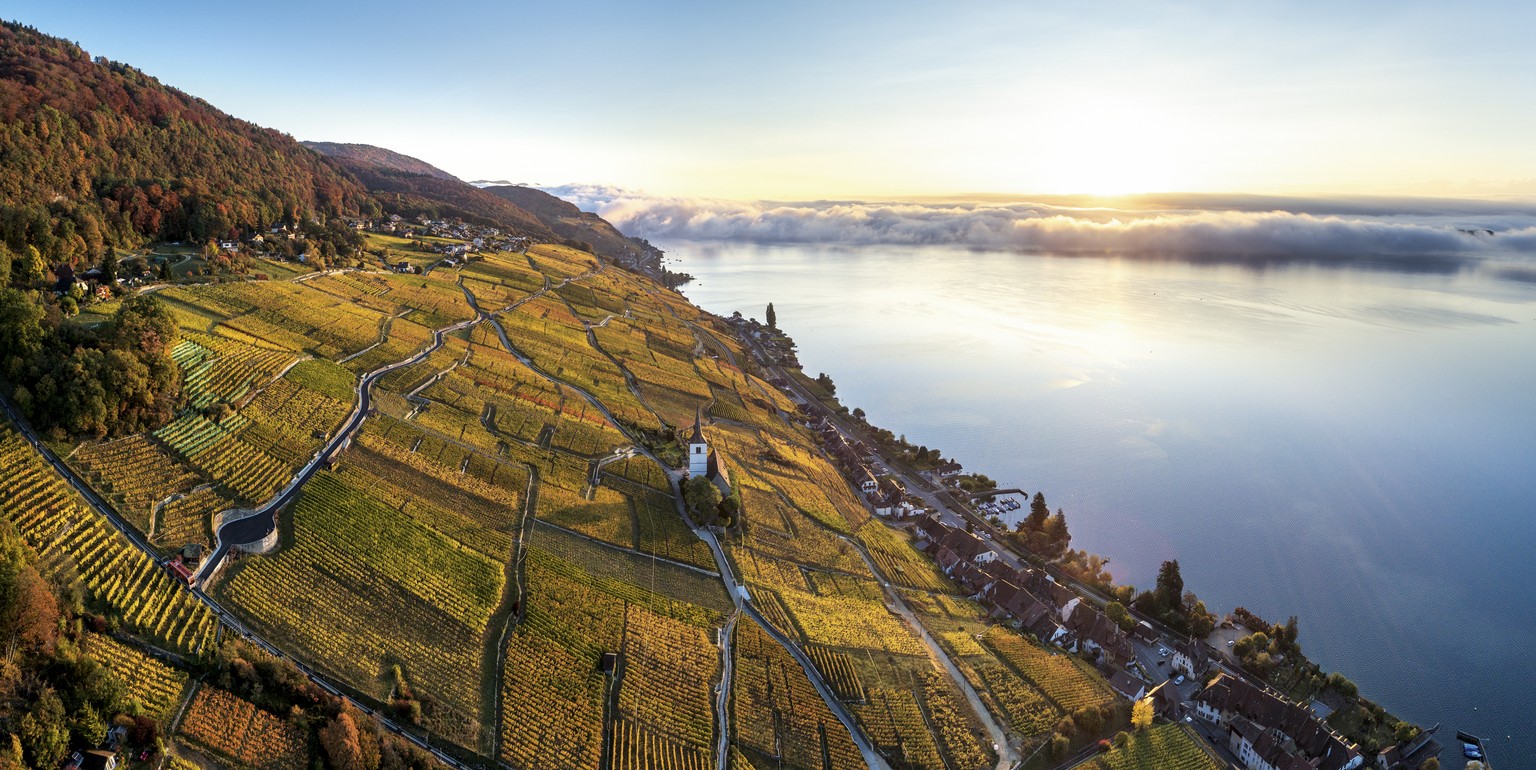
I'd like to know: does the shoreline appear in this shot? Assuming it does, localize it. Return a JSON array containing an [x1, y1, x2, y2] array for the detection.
[[675, 253, 1486, 762]]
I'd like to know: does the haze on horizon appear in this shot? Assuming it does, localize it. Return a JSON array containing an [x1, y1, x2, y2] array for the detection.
[[12, 0, 1536, 202]]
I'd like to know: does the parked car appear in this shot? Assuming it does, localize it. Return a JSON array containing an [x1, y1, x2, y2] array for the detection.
[[1175, 675, 1186, 685]]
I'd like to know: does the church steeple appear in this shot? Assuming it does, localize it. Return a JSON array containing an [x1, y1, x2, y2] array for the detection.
[[688, 407, 710, 476]]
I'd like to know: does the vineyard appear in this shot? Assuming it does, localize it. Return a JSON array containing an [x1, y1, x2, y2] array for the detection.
[[172, 333, 297, 410], [776, 590, 925, 655], [70, 434, 201, 533], [731, 620, 865, 770], [616, 604, 720, 752], [856, 520, 952, 592], [339, 433, 522, 559], [153, 486, 230, 550], [807, 645, 866, 702], [917, 671, 994, 770], [609, 719, 713, 770], [499, 295, 660, 432], [178, 685, 309, 770], [0, 425, 217, 655], [982, 627, 1118, 713], [219, 471, 496, 745], [84, 634, 188, 723], [1081, 723, 1224, 770], [499, 549, 629, 770], [965, 662, 1059, 737], [154, 413, 293, 503], [632, 491, 715, 570]]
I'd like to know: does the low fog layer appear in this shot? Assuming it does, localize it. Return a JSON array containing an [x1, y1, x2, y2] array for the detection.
[[540, 185, 1536, 261]]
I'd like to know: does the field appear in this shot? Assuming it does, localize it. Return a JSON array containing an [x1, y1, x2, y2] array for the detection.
[[177, 685, 309, 770], [500, 547, 723, 770], [219, 471, 499, 745], [84, 633, 189, 723], [0, 424, 218, 655], [1079, 723, 1224, 770], [153, 486, 231, 550], [70, 434, 202, 533], [982, 627, 1118, 713], [731, 620, 864, 770]]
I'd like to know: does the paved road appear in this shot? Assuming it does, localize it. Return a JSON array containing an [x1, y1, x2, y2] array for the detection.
[[469, 277, 893, 770], [198, 310, 487, 581], [841, 535, 1020, 770], [0, 396, 477, 770]]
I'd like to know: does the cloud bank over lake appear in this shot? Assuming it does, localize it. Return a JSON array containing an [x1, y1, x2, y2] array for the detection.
[[539, 184, 1536, 262]]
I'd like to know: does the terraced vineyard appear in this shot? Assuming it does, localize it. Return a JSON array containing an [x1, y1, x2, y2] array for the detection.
[[731, 620, 865, 770], [84, 633, 189, 723], [219, 471, 499, 745], [982, 626, 1118, 713], [172, 333, 297, 410], [70, 434, 201, 532], [0, 424, 218, 655], [1081, 723, 1224, 770], [153, 486, 231, 550], [154, 413, 293, 502], [178, 685, 309, 770]]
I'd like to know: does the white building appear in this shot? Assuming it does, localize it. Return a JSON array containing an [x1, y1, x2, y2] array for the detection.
[[688, 411, 710, 477]]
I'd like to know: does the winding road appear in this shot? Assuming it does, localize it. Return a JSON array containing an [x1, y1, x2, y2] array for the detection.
[[196, 310, 488, 582], [466, 275, 894, 770]]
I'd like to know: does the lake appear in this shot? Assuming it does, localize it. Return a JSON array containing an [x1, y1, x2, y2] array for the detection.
[[665, 239, 1536, 762]]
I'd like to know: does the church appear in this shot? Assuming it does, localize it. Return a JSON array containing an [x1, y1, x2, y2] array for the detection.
[[686, 409, 730, 495]]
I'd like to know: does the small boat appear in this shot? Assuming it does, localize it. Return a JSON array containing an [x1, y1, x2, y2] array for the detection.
[[1456, 731, 1490, 767]]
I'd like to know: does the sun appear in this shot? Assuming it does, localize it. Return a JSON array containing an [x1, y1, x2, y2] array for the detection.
[[1014, 95, 1190, 196]]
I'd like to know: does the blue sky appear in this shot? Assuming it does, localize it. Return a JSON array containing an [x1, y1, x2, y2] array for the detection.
[[11, 1, 1536, 199]]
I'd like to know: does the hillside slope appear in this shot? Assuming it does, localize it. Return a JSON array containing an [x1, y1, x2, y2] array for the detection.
[[482, 184, 649, 259], [302, 141, 462, 181], [0, 21, 368, 267], [302, 142, 557, 241]]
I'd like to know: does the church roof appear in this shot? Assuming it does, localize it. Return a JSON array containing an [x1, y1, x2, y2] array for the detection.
[[688, 408, 705, 443]]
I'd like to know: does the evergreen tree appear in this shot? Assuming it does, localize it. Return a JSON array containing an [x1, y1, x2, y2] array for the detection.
[[765, 302, 777, 329], [1025, 492, 1049, 532], [1155, 559, 1184, 610], [100, 249, 118, 284]]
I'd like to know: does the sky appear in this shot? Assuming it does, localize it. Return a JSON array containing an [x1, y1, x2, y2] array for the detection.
[[10, 1, 1536, 200]]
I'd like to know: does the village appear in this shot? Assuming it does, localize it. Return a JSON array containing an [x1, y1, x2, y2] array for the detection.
[[723, 312, 1447, 770]]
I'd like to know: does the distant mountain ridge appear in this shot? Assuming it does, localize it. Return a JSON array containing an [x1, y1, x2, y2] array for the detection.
[[481, 184, 649, 259], [302, 142, 462, 182], [303, 141, 652, 259]]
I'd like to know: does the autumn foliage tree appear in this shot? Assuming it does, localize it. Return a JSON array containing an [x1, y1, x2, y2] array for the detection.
[[1131, 697, 1154, 730]]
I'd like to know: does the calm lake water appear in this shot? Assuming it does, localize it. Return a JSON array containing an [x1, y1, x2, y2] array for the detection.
[[666, 240, 1536, 762]]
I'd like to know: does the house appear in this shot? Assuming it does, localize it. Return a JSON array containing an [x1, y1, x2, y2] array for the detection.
[[1171, 637, 1210, 677], [1063, 599, 1135, 664], [858, 468, 879, 495], [1374, 726, 1442, 770], [600, 652, 620, 674], [78, 750, 118, 770], [1146, 680, 1187, 719], [1108, 669, 1148, 701], [938, 529, 997, 565], [934, 546, 963, 574], [909, 513, 946, 544], [936, 461, 963, 478], [1194, 673, 1364, 770]]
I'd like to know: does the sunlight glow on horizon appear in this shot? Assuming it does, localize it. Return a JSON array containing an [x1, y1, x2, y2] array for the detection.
[[9, 1, 1536, 201]]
